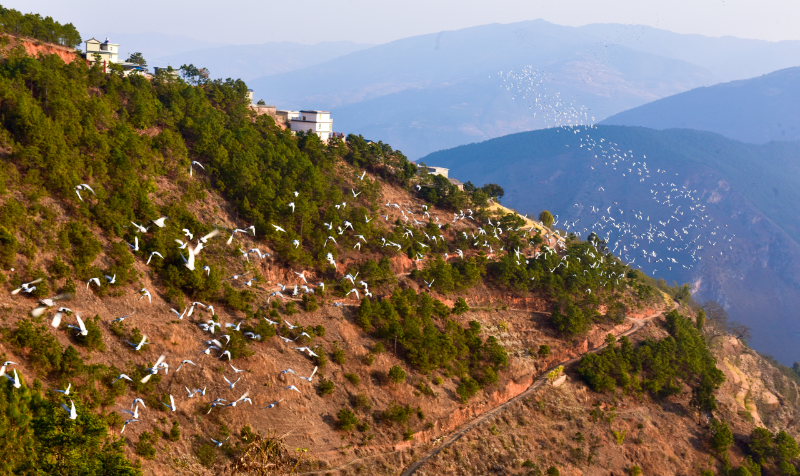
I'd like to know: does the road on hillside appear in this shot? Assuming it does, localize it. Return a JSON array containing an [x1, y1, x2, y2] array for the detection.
[[399, 311, 661, 476]]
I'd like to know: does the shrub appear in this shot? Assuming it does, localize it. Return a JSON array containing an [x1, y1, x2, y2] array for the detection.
[[78, 315, 105, 353], [381, 402, 417, 426], [318, 378, 335, 396], [134, 431, 156, 460], [433, 376, 443, 385], [388, 365, 406, 385], [353, 393, 372, 411], [363, 353, 375, 366], [344, 373, 360, 386], [373, 342, 385, 354], [302, 294, 318, 312], [709, 419, 733, 456], [314, 325, 325, 337], [452, 297, 469, 315], [285, 302, 297, 315], [332, 345, 346, 365], [195, 443, 217, 467], [313, 345, 328, 368], [337, 408, 358, 431], [539, 210, 554, 228], [456, 375, 480, 403], [538, 344, 551, 359], [630, 466, 642, 476], [169, 420, 181, 441], [546, 466, 560, 476]]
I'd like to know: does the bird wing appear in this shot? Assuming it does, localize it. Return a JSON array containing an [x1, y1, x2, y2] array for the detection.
[[76, 315, 87, 332]]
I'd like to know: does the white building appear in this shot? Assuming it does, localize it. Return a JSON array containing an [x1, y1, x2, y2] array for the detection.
[[421, 166, 449, 178], [84, 37, 147, 76], [290, 110, 333, 141]]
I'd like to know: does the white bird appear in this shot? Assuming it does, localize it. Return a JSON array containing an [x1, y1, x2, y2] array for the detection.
[[352, 189, 361, 198], [120, 405, 140, 419], [230, 363, 245, 373], [75, 184, 96, 201], [170, 308, 187, 320], [146, 251, 164, 265], [4, 369, 21, 389], [126, 334, 148, 351], [84, 277, 101, 290], [53, 383, 71, 395], [176, 360, 196, 372], [423, 279, 434, 288], [190, 160, 204, 176], [126, 236, 140, 251], [220, 350, 232, 360], [11, 278, 43, 295], [359, 171, 366, 180], [284, 320, 299, 330], [285, 385, 301, 394], [202, 265, 211, 275], [294, 270, 307, 283], [299, 366, 318, 383], [272, 224, 286, 233], [293, 347, 319, 358], [263, 399, 284, 409], [288, 202, 295, 213], [211, 436, 230, 447], [67, 315, 88, 336], [223, 375, 240, 389], [51, 306, 74, 327], [151, 216, 169, 228], [199, 229, 220, 243], [121, 419, 138, 433], [138, 288, 152, 303], [60, 399, 77, 420], [182, 229, 194, 240], [162, 394, 177, 412], [280, 368, 296, 376], [130, 221, 149, 234], [225, 321, 243, 331], [112, 374, 133, 384]]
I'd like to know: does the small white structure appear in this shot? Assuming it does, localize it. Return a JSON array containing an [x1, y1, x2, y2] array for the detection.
[[421, 166, 449, 178], [290, 110, 334, 141], [84, 37, 147, 76], [246, 89, 255, 104]]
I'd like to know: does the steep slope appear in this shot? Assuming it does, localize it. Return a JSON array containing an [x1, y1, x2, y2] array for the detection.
[[153, 41, 375, 82], [420, 126, 800, 365], [3, 23, 800, 476], [247, 19, 800, 160], [601, 67, 800, 143]]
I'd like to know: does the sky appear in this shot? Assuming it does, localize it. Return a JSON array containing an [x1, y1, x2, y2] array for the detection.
[[11, 0, 800, 46]]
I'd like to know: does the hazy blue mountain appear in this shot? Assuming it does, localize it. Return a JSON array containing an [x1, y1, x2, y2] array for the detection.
[[600, 67, 800, 143], [420, 125, 800, 364], [247, 20, 800, 160], [154, 41, 374, 82], [97, 32, 230, 61]]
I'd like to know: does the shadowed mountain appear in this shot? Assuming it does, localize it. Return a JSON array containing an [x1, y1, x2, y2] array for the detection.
[[601, 67, 800, 143], [421, 125, 800, 364]]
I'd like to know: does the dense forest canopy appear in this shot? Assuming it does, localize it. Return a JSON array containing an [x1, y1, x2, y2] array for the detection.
[[0, 5, 81, 48]]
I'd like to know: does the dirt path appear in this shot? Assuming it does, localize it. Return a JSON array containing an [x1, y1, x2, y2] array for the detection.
[[399, 310, 662, 476]]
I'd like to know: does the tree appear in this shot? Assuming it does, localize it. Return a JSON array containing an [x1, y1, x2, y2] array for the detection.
[[126, 52, 147, 66], [537, 344, 550, 359], [728, 321, 753, 343], [539, 210, 554, 228], [388, 365, 406, 386], [452, 297, 469, 315], [749, 427, 774, 465], [702, 301, 729, 334], [709, 419, 734, 456], [481, 183, 505, 201], [696, 309, 706, 331], [337, 408, 358, 431]]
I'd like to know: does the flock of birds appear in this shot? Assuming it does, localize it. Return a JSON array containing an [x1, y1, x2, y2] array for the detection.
[[497, 66, 736, 278], [5, 161, 619, 446]]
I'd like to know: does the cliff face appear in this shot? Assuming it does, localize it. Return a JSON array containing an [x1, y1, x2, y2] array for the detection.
[[3, 34, 80, 64]]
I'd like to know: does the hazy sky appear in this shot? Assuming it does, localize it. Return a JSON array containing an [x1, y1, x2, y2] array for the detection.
[[11, 0, 800, 45]]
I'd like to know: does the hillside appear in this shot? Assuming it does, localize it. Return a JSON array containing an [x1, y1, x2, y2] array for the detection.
[[247, 19, 800, 160], [420, 126, 800, 365], [2, 16, 800, 476], [601, 67, 800, 143]]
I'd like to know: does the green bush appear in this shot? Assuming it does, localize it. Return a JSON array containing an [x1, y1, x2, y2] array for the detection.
[[337, 408, 358, 431], [353, 393, 372, 411], [332, 345, 346, 365], [168, 420, 181, 442], [452, 297, 469, 315], [318, 378, 335, 396], [195, 443, 217, 467], [456, 375, 481, 403], [78, 315, 105, 353], [538, 344, 551, 359], [344, 373, 360, 386], [388, 365, 406, 385], [134, 431, 156, 460], [381, 402, 418, 427], [302, 294, 318, 312]]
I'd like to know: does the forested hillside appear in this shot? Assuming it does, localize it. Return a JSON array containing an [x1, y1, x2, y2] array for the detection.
[[1, 11, 800, 476], [421, 125, 800, 365]]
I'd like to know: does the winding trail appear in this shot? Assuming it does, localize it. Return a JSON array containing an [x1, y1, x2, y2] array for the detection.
[[399, 310, 662, 476]]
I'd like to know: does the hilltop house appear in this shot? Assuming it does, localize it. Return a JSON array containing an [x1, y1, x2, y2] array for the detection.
[[420, 166, 449, 178], [84, 38, 147, 76], [290, 110, 334, 141]]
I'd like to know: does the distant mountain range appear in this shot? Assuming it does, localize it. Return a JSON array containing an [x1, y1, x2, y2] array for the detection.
[[601, 66, 800, 143], [246, 20, 800, 159], [153, 41, 374, 82], [420, 125, 800, 364]]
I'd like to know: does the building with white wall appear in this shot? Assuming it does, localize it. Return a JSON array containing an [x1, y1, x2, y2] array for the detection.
[[84, 37, 147, 76], [290, 110, 334, 141]]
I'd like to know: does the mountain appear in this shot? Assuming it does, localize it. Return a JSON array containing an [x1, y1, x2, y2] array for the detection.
[[5, 12, 800, 475], [247, 20, 800, 159], [600, 67, 800, 143], [97, 31, 230, 60], [421, 125, 800, 365], [153, 41, 374, 82]]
